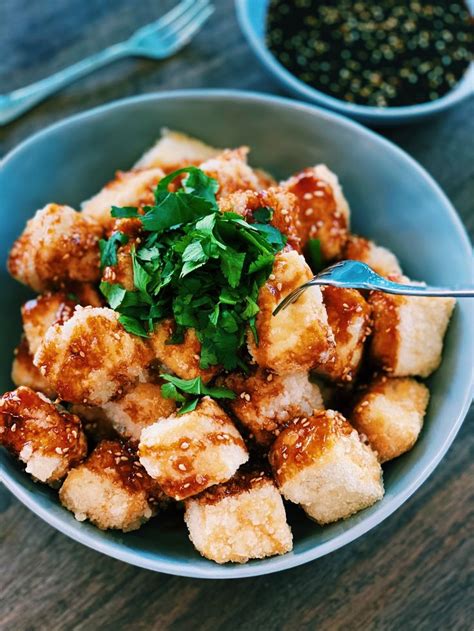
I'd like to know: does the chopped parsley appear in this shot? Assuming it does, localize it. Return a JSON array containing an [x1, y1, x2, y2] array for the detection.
[[306, 238, 323, 273], [160, 374, 236, 414], [99, 166, 286, 370]]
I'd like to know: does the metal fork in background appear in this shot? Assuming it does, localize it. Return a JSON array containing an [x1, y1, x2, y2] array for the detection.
[[0, 0, 214, 126]]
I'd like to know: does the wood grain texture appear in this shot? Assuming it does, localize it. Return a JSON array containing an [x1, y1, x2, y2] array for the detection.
[[0, 1, 473, 629]]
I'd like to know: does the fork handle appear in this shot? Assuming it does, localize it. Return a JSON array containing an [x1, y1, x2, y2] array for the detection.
[[0, 43, 129, 126], [305, 278, 474, 297]]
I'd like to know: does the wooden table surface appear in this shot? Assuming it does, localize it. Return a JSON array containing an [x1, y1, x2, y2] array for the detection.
[[1, 1, 473, 629]]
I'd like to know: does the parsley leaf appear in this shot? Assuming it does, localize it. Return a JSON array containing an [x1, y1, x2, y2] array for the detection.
[[252, 206, 274, 223], [111, 206, 141, 219], [160, 374, 236, 414], [99, 232, 128, 268], [307, 238, 323, 273]]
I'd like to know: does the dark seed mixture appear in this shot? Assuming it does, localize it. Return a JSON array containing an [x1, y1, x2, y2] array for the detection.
[[266, 0, 473, 107]]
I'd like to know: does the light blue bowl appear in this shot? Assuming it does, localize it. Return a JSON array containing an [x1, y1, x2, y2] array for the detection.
[[0, 90, 472, 578], [235, 0, 474, 125]]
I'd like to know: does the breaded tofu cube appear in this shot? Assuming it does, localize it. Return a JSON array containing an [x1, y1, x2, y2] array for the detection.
[[269, 409, 384, 524], [184, 471, 293, 564], [351, 376, 430, 463], [81, 167, 164, 227], [34, 306, 153, 405], [218, 186, 301, 251], [76, 382, 177, 442], [248, 250, 335, 374], [8, 204, 102, 292], [0, 386, 87, 485], [139, 397, 248, 500], [11, 338, 56, 398], [283, 164, 350, 260], [221, 369, 324, 446], [150, 319, 219, 384], [22, 292, 77, 356], [200, 148, 261, 199], [134, 129, 220, 172], [369, 287, 455, 377], [315, 286, 372, 383], [343, 235, 402, 277], [60, 439, 165, 531]]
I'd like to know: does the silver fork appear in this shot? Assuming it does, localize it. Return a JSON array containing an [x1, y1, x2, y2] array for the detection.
[[273, 260, 474, 315], [0, 0, 214, 126]]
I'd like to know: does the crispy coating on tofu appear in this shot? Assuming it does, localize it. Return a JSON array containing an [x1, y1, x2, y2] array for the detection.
[[269, 409, 384, 524], [34, 306, 153, 405], [248, 250, 335, 374], [200, 148, 261, 198], [150, 319, 219, 383], [351, 376, 429, 463], [60, 439, 165, 531], [11, 338, 56, 398], [0, 387, 87, 485], [369, 285, 455, 377], [184, 470, 293, 563], [8, 204, 102, 293], [134, 129, 220, 172], [139, 397, 249, 500], [75, 382, 177, 442], [315, 286, 372, 383], [283, 164, 350, 260], [343, 235, 402, 278], [221, 369, 324, 446], [218, 186, 301, 251], [22, 292, 77, 356]]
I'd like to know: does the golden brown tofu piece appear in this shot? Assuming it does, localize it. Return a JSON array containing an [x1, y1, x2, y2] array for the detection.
[[343, 235, 402, 277], [0, 386, 87, 485], [369, 284, 455, 377], [8, 204, 102, 293], [283, 164, 350, 260], [184, 470, 293, 564], [269, 410, 384, 524], [81, 167, 164, 227], [221, 369, 324, 446], [315, 286, 372, 383], [149, 319, 219, 384], [22, 293, 77, 356], [200, 147, 261, 199], [248, 250, 335, 374], [351, 376, 430, 462], [34, 306, 153, 405], [218, 186, 301, 251], [139, 397, 248, 500], [11, 338, 56, 398], [60, 439, 166, 531]]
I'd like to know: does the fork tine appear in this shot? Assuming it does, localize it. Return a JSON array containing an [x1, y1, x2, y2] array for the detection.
[[130, 0, 195, 40], [166, 4, 214, 49], [159, 0, 213, 42]]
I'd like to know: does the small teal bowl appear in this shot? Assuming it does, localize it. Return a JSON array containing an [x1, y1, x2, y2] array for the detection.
[[0, 90, 473, 578], [235, 0, 474, 126]]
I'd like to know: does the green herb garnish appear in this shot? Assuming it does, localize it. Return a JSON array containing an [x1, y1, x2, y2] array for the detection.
[[307, 238, 323, 273], [160, 373, 236, 414], [99, 166, 286, 370], [99, 231, 129, 268]]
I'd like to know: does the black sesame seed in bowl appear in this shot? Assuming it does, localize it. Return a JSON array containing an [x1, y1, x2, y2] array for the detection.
[[266, 0, 473, 108]]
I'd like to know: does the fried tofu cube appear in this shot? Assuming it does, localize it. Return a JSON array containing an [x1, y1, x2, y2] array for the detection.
[[0, 386, 87, 485], [11, 338, 56, 398], [248, 250, 335, 374], [315, 286, 372, 383], [369, 287, 455, 377], [150, 319, 219, 384], [22, 292, 77, 356], [81, 168, 164, 227], [269, 410, 384, 524], [351, 377, 429, 463], [78, 382, 177, 442], [134, 129, 220, 172], [221, 369, 324, 446], [200, 148, 261, 199], [60, 439, 164, 531], [283, 164, 350, 260], [343, 235, 402, 277], [34, 306, 153, 405], [218, 186, 301, 251], [8, 204, 102, 292], [139, 397, 248, 500], [184, 471, 293, 564]]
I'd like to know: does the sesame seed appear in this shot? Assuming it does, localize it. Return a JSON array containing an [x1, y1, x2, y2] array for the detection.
[[178, 463, 187, 471]]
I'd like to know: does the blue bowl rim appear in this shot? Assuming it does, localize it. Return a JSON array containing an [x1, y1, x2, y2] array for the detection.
[[234, 0, 474, 122], [1, 89, 473, 579]]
